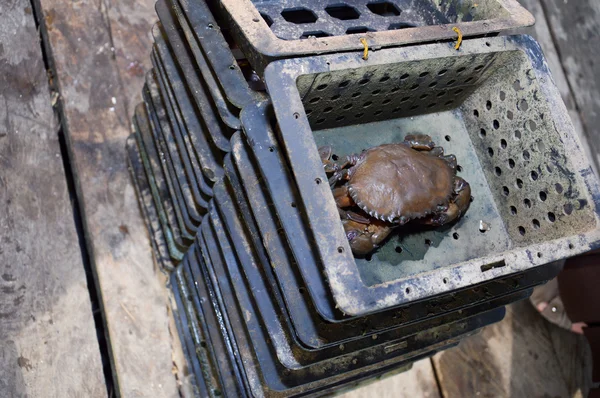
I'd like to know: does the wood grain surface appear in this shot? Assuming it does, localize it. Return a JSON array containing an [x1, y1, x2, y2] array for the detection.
[[30, 0, 184, 395], [0, 0, 105, 395]]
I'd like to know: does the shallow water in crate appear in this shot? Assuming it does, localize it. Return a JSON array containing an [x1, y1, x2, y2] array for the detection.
[[313, 110, 512, 286]]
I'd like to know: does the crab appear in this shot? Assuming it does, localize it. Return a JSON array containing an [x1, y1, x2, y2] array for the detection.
[[319, 134, 471, 256]]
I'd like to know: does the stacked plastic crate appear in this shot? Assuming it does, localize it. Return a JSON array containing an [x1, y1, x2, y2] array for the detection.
[[126, 0, 600, 396]]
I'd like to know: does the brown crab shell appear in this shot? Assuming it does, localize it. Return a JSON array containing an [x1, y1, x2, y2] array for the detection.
[[347, 143, 456, 223]]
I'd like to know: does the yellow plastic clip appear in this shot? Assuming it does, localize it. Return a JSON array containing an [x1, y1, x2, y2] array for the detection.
[[360, 37, 369, 60], [452, 27, 463, 50]]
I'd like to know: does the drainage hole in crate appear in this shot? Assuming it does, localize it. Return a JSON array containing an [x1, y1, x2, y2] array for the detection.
[[456, 165, 463, 172], [530, 171, 538, 181], [372, 89, 382, 95], [324, 107, 333, 113], [427, 103, 437, 108], [392, 107, 401, 113], [473, 109, 479, 117], [578, 199, 588, 209], [309, 97, 320, 104], [331, 94, 341, 101], [395, 246, 403, 254], [564, 203, 574, 215], [437, 91, 447, 98], [400, 73, 409, 80], [495, 167, 502, 176], [336, 115, 345, 121], [569, 243, 575, 250], [514, 130, 521, 140], [352, 92, 361, 98], [513, 80, 523, 91], [524, 198, 532, 208], [452, 232, 459, 240], [439, 69, 448, 75], [539, 191, 547, 202], [518, 226, 526, 236], [500, 139, 507, 149], [499, 91, 506, 101], [363, 101, 373, 108], [455, 89, 464, 95], [445, 135, 451, 142], [480, 128, 487, 138], [337, 246, 345, 253], [487, 147, 494, 157], [507, 110, 514, 120], [281, 8, 318, 24], [447, 79, 456, 86], [523, 150, 530, 160], [444, 100, 454, 106], [465, 77, 475, 83], [420, 94, 428, 100], [443, 277, 448, 284], [355, 112, 364, 118], [315, 178, 322, 185], [532, 219, 540, 229], [374, 110, 383, 116], [527, 120, 537, 132], [269, 146, 275, 152], [486, 100, 492, 110], [424, 239, 432, 247], [474, 65, 484, 71], [359, 78, 370, 85], [379, 75, 390, 83], [325, 4, 360, 20], [339, 80, 351, 88], [547, 212, 556, 222], [317, 84, 328, 91], [291, 202, 297, 208], [382, 99, 391, 105], [493, 120, 500, 130], [405, 287, 411, 294], [410, 84, 419, 90], [537, 252, 543, 258], [429, 81, 438, 88], [510, 206, 517, 215], [502, 186, 509, 196], [343, 103, 353, 110], [410, 104, 419, 110], [391, 87, 401, 93], [508, 159, 515, 169], [518, 99, 528, 111], [400, 96, 410, 103], [516, 179, 523, 189]]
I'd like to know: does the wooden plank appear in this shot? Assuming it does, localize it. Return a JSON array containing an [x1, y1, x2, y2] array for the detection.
[[341, 359, 441, 398], [432, 300, 592, 397], [31, 0, 184, 396], [0, 0, 105, 396], [540, 0, 600, 173]]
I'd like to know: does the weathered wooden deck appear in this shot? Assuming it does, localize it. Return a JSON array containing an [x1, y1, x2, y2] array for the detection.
[[0, 0, 597, 396]]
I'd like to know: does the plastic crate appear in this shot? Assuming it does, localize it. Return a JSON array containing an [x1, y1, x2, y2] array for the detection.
[[263, 35, 600, 317], [210, 0, 534, 73]]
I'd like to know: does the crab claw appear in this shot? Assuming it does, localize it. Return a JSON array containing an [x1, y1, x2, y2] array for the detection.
[[342, 218, 394, 256], [419, 177, 471, 226]]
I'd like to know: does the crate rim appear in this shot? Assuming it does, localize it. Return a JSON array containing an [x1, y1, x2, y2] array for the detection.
[[220, 0, 534, 59], [263, 34, 600, 317]]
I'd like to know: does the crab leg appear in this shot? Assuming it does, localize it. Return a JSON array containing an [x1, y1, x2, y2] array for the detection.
[[419, 177, 471, 226]]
